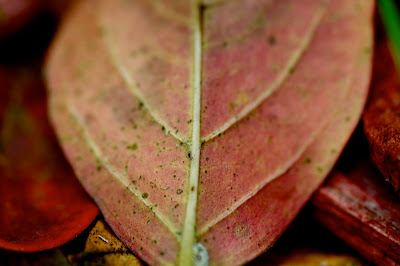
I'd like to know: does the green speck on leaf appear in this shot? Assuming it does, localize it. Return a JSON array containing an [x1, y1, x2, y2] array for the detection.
[[127, 143, 139, 151], [316, 166, 323, 173], [255, 14, 265, 26]]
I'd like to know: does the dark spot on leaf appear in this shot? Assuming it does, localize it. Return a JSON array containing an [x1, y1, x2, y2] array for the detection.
[[126, 143, 138, 151], [268, 35, 276, 45], [142, 192, 148, 199], [138, 101, 144, 109], [177, 189, 183, 194], [304, 157, 312, 164]]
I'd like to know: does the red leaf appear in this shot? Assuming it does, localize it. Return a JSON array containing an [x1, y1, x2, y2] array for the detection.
[[0, 64, 99, 252], [0, 0, 42, 38], [45, 0, 374, 264]]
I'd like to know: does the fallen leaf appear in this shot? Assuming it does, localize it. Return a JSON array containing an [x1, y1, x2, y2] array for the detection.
[[45, 0, 374, 264], [313, 160, 400, 266], [257, 249, 367, 266], [0, 63, 99, 252], [0, 247, 70, 266], [363, 40, 400, 195], [67, 219, 142, 266], [0, 0, 42, 38]]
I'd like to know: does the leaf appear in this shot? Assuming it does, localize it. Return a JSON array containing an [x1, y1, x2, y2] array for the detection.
[[0, 63, 99, 251], [363, 39, 400, 195], [258, 249, 367, 266], [45, 0, 374, 264], [313, 160, 400, 266], [0, 248, 70, 266], [0, 0, 42, 38], [67, 219, 142, 265]]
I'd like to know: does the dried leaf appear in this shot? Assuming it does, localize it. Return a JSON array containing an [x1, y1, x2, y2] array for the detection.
[[258, 249, 367, 266], [0, 63, 99, 252], [68, 219, 142, 266], [0, 248, 70, 266], [313, 160, 400, 266], [45, 0, 374, 264], [363, 40, 400, 195]]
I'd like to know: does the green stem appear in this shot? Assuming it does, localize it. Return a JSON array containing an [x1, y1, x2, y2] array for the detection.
[[377, 0, 400, 74]]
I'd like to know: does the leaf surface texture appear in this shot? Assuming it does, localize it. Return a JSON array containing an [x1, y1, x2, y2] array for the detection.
[[46, 0, 374, 264]]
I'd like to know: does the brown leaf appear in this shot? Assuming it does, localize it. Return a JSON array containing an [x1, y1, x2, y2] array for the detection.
[[313, 160, 400, 266], [0, 248, 70, 266], [259, 249, 367, 266], [363, 40, 400, 195], [45, 0, 374, 264], [68, 220, 142, 266]]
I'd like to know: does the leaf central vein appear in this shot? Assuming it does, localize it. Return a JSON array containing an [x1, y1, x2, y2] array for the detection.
[[178, 1, 204, 265]]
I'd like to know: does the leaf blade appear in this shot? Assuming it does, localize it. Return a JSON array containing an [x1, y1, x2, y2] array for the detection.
[[45, 0, 374, 264]]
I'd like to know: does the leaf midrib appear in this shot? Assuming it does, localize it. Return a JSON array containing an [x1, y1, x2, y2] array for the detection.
[[178, 1, 203, 264]]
